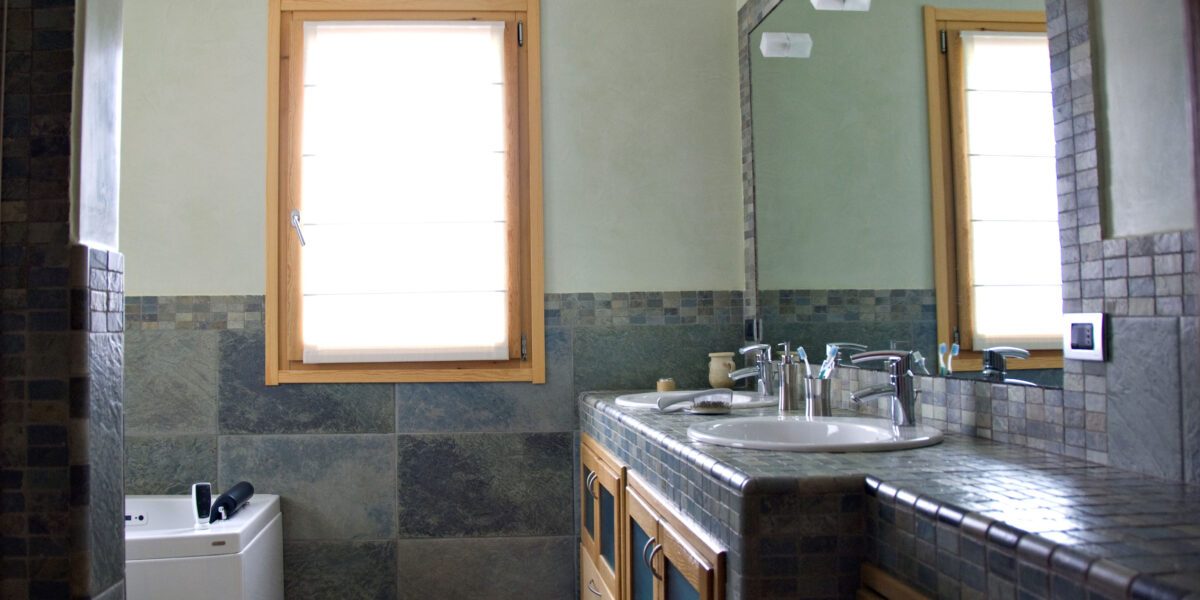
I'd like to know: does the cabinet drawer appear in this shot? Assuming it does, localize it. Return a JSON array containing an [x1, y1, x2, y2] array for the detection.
[[580, 545, 615, 600]]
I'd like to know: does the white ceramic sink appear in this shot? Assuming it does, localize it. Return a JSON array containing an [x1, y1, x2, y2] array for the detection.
[[687, 416, 943, 452], [614, 390, 774, 410]]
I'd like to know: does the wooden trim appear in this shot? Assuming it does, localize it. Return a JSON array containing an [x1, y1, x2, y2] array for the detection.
[[266, 1, 544, 384], [859, 563, 929, 600], [289, 9, 517, 20], [502, 14, 522, 360], [579, 443, 601, 558], [946, 26, 975, 350], [925, 8, 1043, 24], [943, 349, 1063, 373], [284, 15, 305, 363], [274, 365, 535, 383], [924, 6, 960, 372], [265, 0, 283, 385], [525, 0, 546, 384], [283, 0, 529, 11], [659, 520, 714, 598]]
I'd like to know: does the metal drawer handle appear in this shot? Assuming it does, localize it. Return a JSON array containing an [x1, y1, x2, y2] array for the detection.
[[585, 472, 596, 492], [587, 579, 602, 597], [588, 472, 600, 499], [641, 536, 657, 570], [647, 543, 663, 580]]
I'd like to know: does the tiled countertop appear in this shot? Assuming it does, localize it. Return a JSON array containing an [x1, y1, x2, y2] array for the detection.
[[581, 392, 1200, 598]]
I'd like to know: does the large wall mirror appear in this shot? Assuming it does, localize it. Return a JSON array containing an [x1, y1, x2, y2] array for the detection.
[[746, 0, 1064, 387]]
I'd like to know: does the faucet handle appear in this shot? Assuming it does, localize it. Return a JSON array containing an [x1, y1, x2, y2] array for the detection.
[[849, 350, 914, 377], [848, 350, 911, 364], [739, 342, 773, 364], [982, 346, 1030, 359]]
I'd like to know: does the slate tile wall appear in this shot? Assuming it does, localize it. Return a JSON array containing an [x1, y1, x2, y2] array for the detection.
[[1, 1, 126, 597], [123, 291, 746, 599], [1043, 0, 1200, 481], [68, 246, 125, 599]]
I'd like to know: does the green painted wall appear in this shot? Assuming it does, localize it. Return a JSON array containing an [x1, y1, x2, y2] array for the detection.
[[752, 0, 1042, 290], [119, 0, 744, 296]]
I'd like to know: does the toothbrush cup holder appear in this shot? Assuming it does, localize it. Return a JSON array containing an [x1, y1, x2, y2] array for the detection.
[[804, 377, 832, 418]]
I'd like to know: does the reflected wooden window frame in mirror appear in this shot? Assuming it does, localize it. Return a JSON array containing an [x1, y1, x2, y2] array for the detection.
[[923, 6, 1064, 372]]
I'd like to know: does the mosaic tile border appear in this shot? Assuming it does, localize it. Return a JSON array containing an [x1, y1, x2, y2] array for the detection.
[[125, 292, 745, 331], [758, 288, 936, 324], [545, 291, 744, 328], [125, 296, 264, 330]]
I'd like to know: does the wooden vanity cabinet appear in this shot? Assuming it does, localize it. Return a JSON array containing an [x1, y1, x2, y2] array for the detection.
[[580, 435, 725, 600], [581, 435, 624, 600], [623, 474, 725, 600]]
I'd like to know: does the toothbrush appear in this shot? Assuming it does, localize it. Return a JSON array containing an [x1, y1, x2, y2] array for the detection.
[[818, 344, 839, 379], [948, 343, 959, 374], [937, 342, 947, 376], [796, 346, 811, 379]]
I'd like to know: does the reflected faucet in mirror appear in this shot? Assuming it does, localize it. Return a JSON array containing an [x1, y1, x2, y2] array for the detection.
[[981, 346, 1038, 387]]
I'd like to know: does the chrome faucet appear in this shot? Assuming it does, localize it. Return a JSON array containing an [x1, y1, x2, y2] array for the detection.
[[981, 346, 1037, 386], [849, 350, 919, 427], [827, 342, 867, 366], [731, 343, 774, 395]]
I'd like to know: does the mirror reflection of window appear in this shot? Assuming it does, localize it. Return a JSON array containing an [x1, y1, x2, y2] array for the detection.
[[959, 32, 1063, 350], [926, 7, 1064, 374]]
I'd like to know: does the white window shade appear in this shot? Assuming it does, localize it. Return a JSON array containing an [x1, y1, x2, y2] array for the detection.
[[961, 31, 1063, 351], [299, 20, 511, 364]]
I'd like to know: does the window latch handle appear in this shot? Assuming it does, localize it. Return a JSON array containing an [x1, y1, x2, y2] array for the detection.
[[289, 210, 306, 246]]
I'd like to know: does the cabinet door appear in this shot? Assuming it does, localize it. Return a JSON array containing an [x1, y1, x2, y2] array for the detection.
[[580, 445, 599, 556], [659, 521, 716, 600], [580, 545, 616, 600], [624, 487, 659, 600], [592, 450, 622, 593], [581, 438, 622, 596]]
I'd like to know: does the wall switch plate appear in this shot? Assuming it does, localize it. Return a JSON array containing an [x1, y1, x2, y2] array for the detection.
[[1062, 312, 1105, 361]]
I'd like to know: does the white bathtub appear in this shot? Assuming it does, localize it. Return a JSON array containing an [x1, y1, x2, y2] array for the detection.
[[125, 494, 283, 600]]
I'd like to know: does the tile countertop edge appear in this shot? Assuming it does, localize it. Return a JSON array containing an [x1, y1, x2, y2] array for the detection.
[[579, 392, 1200, 599]]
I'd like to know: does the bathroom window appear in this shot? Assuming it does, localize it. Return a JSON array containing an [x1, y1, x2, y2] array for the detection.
[[265, 0, 544, 384], [924, 8, 1063, 370]]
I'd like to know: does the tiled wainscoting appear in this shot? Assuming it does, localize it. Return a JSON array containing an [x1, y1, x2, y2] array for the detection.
[[759, 288, 937, 362], [122, 291, 745, 599]]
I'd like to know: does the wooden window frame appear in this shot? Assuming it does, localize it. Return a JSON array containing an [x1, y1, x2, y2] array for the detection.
[[265, 0, 544, 384], [923, 6, 1062, 372]]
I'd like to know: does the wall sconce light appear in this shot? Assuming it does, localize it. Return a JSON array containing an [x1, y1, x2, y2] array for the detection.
[[811, 0, 871, 10], [759, 32, 813, 58]]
